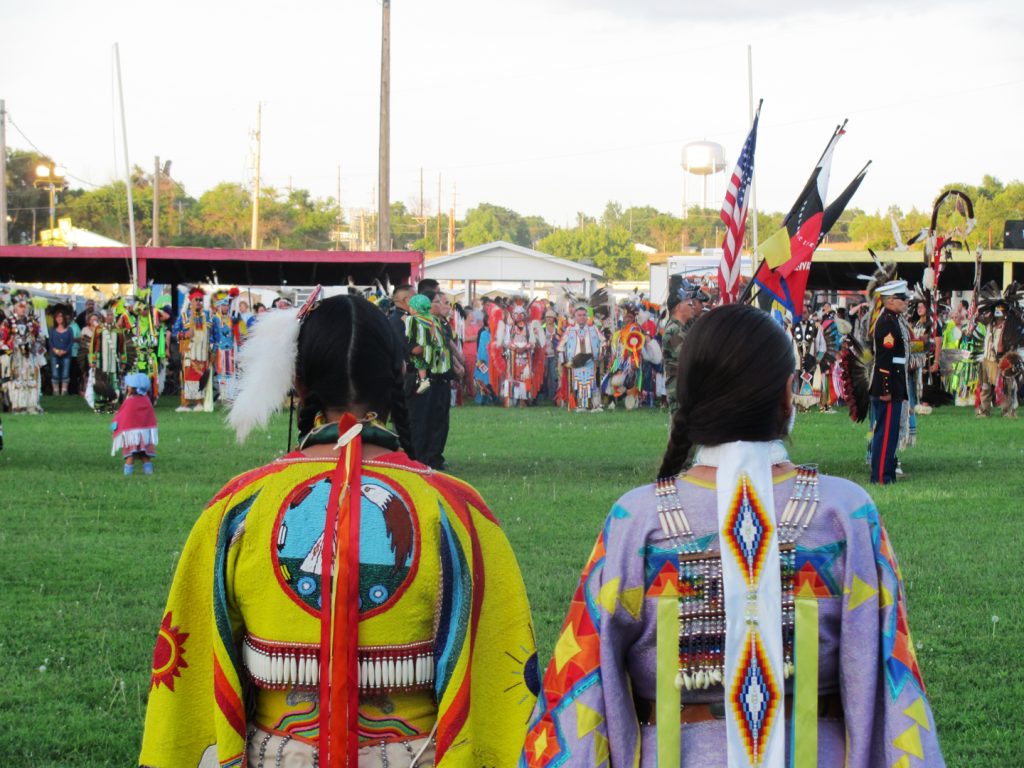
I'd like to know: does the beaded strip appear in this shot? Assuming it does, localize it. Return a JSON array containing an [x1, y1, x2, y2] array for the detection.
[[656, 467, 820, 692], [243, 634, 435, 692], [256, 730, 273, 768], [275, 734, 293, 768]]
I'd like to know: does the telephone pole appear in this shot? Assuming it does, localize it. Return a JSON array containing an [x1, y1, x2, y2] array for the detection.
[[377, 0, 391, 250], [436, 173, 442, 252], [0, 100, 7, 246], [152, 155, 160, 247], [250, 103, 262, 250], [448, 183, 456, 254], [334, 164, 343, 249]]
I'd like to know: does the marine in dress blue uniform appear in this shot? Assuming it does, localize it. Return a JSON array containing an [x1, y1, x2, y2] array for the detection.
[[870, 280, 910, 484]]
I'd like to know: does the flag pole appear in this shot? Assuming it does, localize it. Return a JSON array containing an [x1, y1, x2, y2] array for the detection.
[[747, 45, 758, 279], [114, 43, 138, 293]]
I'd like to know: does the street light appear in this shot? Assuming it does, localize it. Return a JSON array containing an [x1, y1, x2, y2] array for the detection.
[[33, 161, 66, 243]]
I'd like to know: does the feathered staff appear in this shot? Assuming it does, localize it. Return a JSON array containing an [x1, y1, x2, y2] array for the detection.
[[924, 189, 976, 364]]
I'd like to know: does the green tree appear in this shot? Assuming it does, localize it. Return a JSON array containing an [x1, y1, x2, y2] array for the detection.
[[847, 211, 893, 249], [600, 201, 623, 229], [619, 205, 662, 243], [935, 177, 1024, 249], [977, 180, 1024, 249], [459, 203, 530, 248], [522, 215, 553, 247], [4, 148, 66, 244], [537, 224, 646, 280], [386, 201, 426, 250], [409, 211, 452, 252], [187, 182, 251, 248], [54, 165, 160, 244]]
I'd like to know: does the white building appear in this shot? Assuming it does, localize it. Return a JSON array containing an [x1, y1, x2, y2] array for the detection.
[[422, 241, 604, 302]]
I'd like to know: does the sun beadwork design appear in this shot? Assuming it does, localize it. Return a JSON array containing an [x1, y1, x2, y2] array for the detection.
[[151, 611, 189, 691]]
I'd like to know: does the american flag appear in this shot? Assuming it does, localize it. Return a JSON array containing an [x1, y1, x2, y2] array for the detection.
[[718, 106, 760, 304]]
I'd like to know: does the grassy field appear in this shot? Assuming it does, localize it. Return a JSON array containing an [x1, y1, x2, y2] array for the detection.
[[1, 396, 1021, 764]]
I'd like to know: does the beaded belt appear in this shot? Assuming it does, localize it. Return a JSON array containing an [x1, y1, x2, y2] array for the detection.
[[243, 634, 435, 692], [639, 692, 843, 725]]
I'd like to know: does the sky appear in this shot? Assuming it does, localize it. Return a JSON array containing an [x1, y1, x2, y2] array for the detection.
[[3, 0, 1022, 229]]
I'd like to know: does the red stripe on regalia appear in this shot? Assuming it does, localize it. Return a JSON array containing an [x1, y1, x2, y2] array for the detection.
[[427, 471, 498, 525], [213, 655, 247, 739], [425, 471, 487, 758], [207, 462, 289, 506]]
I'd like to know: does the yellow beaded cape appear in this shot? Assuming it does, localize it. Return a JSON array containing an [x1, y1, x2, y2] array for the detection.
[[139, 452, 537, 767]]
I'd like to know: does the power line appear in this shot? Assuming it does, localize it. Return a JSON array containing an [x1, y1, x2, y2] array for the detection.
[[5, 111, 101, 189]]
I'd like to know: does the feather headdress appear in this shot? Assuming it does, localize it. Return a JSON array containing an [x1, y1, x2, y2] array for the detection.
[[977, 281, 1024, 352], [227, 306, 301, 442]]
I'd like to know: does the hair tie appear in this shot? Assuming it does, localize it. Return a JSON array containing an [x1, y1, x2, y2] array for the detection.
[[296, 285, 323, 323]]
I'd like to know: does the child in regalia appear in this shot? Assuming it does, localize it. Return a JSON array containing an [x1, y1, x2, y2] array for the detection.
[[404, 294, 440, 394], [111, 372, 159, 475]]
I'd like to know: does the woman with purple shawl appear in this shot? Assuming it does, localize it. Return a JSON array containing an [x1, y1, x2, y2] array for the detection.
[[522, 304, 944, 768]]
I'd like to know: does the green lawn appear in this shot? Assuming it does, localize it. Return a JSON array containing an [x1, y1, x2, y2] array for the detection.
[[1, 397, 1021, 764]]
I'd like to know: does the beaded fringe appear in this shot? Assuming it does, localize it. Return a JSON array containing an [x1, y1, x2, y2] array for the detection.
[[243, 635, 435, 692]]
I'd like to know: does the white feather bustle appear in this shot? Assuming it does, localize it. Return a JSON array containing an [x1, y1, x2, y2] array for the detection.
[[922, 267, 935, 291], [228, 307, 300, 442]]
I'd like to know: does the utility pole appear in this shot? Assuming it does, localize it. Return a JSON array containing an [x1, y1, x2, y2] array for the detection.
[[114, 43, 138, 290], [377, 0, 391, 250], [334, 164, 343, 250], [436, 173, 442, 252], [448, 183, 456, 254], [411, 166, 429, 243], [251, 103, 261, 250], [0, 99, 7, 246], [152, 155, 160, 247]]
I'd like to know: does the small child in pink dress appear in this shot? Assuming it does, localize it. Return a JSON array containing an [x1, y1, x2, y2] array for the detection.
[[112, 372, 159, 475]]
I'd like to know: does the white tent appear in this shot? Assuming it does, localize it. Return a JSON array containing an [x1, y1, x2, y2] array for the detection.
[[423, 241, 604, 300]]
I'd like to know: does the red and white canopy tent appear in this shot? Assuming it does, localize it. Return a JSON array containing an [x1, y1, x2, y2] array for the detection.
[[0, 245, 422, 289]]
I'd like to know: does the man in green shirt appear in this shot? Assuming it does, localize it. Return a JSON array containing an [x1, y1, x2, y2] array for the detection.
[[661, 277, 708, 416]]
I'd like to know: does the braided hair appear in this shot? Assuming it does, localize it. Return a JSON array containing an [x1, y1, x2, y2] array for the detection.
[[657, 304, 794, 478], [295, 295, 410, 450]]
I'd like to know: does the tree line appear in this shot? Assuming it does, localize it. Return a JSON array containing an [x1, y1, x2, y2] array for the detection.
[[4, 148, 1021, 280]]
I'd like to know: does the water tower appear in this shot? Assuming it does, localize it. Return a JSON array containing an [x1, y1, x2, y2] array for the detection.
[[681, 141, 727, 218]]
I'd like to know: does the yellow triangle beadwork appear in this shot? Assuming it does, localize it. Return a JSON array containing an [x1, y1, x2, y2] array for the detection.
[[619, 587, 644, 619], [532, 729, 549, 761], [891, 756, 911, 768], [592, 731, 611, 766], [554, 625, 583, 673], [846, 575, 879, 611], [575, 703, 604, 738], [880, 584, 894, 608], [796, 580, 818, 599], [598, 578, 621, 614], [903, 698, 931, 731], [893, 724, 925, 759]]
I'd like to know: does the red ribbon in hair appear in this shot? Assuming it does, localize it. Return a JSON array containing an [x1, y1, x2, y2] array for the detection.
[[318, 412, 363, 766]]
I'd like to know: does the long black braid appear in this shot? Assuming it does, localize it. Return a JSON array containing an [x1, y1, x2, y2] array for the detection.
[[295, 295, 405, 446], [654, 304, 794, 481], [657, 408, 695, 479]]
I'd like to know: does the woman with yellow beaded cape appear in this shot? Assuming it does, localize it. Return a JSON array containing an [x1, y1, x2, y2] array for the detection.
[[521, 303, 944, 768], [140, 290, 538, 768]]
